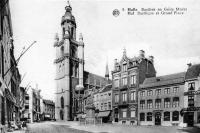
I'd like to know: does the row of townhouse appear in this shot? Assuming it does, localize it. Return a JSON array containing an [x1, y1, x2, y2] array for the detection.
[[21, 86, 55, 123], [93, 84, 112, 123], [0, 0, 21, 129], [111, 49, 200, 127]]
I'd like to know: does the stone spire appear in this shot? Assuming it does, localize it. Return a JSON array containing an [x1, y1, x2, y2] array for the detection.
[[123, 47, 126, 56], [65, 0, 72, 12], [105, 61, 109, 80]]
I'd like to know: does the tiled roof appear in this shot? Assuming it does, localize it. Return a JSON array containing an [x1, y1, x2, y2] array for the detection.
[[100, 84, 112, 93], [140, 72, 185, 88], [185, 64, 200, 80], [43, 99, 55, 106]]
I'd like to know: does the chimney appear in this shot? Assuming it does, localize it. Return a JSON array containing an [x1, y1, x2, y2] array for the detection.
[[187, 63, 192, 68], [149, 56, 154, 63], [139, 50, 145, 58]]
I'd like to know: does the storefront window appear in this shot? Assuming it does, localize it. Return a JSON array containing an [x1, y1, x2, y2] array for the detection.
[[140, 113, 145, 121], [147, 112, 152, 121], [164, 112, 170, 121], [172, 111, 179, 121], [198, 112, 200, 123]]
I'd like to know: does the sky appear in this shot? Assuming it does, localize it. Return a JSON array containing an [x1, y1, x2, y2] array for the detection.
[[9, 0, 200, 100]]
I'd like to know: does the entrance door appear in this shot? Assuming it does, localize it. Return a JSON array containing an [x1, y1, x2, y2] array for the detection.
[[187, 112, 194, 127], [60, 110, 64, 120], [155, 112, 161, 125]]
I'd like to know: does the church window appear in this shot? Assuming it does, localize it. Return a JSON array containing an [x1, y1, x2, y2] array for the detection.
[[61, 96, 64, 108], [122, 64, 127, 72], [61, 46, 64, 57]]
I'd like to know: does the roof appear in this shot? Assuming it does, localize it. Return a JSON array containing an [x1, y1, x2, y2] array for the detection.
[[43, 99, 55, 106], [140, 72, 185, 88], [185, 64, 200, 80], [100, 84, 112, 93]]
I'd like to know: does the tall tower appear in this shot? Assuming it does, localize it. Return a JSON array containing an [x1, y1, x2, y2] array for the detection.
[[54, 1, 82, 121]]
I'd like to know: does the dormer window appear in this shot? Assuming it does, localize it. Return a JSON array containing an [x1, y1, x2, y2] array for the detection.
[[122, 64, 127, 72], [188, 82, 195, 91]]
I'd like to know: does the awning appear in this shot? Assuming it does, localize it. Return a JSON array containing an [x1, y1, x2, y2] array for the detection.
[[82, 114, 86, 118], [77, 114, 86, 118], [77, 114, 82, 118], [45, 114, 50, 118], [97, 111, 110, 117]]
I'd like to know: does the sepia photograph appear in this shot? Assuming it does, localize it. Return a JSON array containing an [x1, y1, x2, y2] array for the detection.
[[0, 0, 200, 132]]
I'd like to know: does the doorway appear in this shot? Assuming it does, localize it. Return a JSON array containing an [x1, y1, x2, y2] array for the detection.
[[155, 112, 161, 125], [184, 112, 194, 127], [60, 110, 64, 120]]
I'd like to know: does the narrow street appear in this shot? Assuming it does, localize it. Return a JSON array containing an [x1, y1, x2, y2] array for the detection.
[[21, 121, 200, 133]]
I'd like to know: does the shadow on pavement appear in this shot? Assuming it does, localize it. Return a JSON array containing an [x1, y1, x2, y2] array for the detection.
[[177, 127, 200, 133]]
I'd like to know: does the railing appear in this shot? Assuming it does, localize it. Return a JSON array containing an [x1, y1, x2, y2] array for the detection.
[[79, 117, 102, 125]]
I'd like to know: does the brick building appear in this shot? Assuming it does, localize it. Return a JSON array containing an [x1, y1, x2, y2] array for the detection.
[[112, 49, 156, 125], [139, 72, 185, 126]]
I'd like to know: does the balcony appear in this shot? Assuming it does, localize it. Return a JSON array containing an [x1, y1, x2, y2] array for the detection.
[[120, 85, 128, 91]]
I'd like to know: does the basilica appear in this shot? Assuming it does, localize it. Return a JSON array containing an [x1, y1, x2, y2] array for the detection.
[[54, 1, 110, 121]]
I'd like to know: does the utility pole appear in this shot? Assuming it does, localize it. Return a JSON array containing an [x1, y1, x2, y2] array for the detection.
[[4, 41, 36, 78]]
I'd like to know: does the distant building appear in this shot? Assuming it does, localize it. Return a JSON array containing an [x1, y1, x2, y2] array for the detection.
[[182, 64, 200, 127], [139, 72, 185, 126], [94, 84, 112, 123], [19, 87, 26, 120], [112, 49, 156, 125], [24, 87, 42, 123], [41, 99, 55, 121]]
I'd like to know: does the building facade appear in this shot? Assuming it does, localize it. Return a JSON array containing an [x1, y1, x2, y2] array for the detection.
[[24, 88, 41, 123], [112, 49, 156, 125], [139, 72, 185, 126], [182, 64, 200, 127], [19, 87, 26, 121], [94, 84, 112, 123], [41, 99, 55, 121], [0, 0, 21, 126]]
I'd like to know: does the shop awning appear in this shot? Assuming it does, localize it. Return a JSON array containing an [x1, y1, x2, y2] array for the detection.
[[45, 114, 50, 118], [77, 114, 82, 118], [97, 111, 110, 117], [82, 114, 86, 118]]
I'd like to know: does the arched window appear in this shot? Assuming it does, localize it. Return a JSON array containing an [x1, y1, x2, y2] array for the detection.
[[140, 113, 145, 121], [61, 96, 64, 108], [164, 112, 170, 121], [147, 112, 152, 121], [172, 111, 179, 121]]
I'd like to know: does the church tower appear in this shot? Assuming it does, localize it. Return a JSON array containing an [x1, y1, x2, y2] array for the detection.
[[54, 1, 84, 121]]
